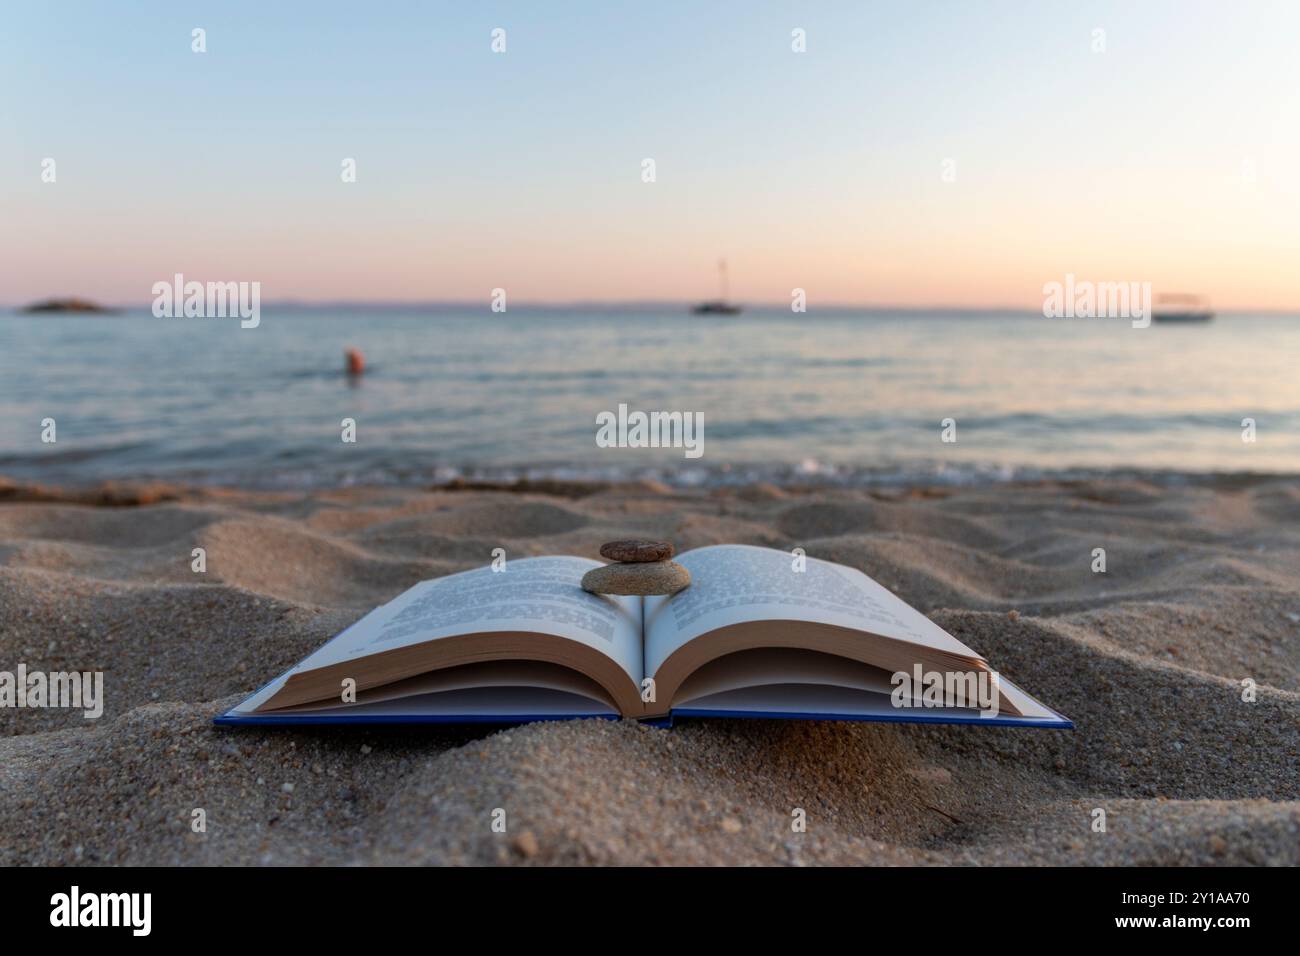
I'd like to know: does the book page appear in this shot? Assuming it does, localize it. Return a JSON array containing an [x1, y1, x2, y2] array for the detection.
[[643, 545, 981, 677], [285, 556, 643, 683]]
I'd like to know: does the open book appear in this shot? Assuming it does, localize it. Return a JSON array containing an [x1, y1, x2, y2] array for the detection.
[[216, 545, 1070, 728]]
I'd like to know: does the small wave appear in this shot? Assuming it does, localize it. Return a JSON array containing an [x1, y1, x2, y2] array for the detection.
[[18, 458, 1284, 493]]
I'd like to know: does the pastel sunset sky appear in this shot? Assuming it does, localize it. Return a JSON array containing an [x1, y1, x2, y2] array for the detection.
[[4, 1, 1299, 309]]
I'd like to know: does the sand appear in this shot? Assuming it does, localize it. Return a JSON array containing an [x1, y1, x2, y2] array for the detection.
[[0, 477, 1296, 865]]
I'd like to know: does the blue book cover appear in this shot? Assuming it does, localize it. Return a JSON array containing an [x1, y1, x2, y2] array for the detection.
[[215, 546, 1072, 731]]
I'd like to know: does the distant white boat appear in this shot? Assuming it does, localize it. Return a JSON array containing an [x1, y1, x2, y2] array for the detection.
[[1153, 293, 1213, 323]]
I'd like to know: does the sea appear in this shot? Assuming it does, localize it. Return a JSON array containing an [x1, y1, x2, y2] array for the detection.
[[2, 306, 1298, 489]]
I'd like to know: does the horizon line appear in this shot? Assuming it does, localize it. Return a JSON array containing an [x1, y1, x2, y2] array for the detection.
[[7, 297, 1300, 315]]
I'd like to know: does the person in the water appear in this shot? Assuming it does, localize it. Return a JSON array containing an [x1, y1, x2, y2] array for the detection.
[[345, 348, 365, 376]]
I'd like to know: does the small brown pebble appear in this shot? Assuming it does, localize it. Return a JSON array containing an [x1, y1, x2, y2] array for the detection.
[[907, 766, 953, 785], [599, 539, 673, 563], [720, 817, 743, 833], [1007, 609, 1020, 621], [513, 830, 539, 858], [1209, 834, 1227, 856]]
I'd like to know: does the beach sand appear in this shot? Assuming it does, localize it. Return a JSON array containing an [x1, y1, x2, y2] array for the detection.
[[0, 477, 1296, 865]]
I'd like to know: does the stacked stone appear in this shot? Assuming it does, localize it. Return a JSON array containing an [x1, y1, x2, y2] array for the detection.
[[580, 540, 691, 596]]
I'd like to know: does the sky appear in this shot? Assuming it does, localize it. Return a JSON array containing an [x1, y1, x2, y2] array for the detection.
[[3, 1, 1299, 309]]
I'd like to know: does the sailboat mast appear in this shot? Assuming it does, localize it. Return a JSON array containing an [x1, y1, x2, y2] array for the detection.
[[718, 258, 729, 302]]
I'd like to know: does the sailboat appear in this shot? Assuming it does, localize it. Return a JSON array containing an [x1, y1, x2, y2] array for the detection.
[[691, 259, 742, 315]]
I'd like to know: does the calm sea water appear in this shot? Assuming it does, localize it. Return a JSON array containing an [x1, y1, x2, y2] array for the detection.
[[2, 307, 1298, 488]]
